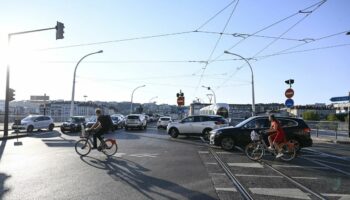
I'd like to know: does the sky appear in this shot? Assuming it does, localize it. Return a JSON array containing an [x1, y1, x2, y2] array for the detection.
[[0, 0, 349, 106]]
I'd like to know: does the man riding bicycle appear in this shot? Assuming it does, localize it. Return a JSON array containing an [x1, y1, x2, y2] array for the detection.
[[88, 108, 113, 150], [266, 114, 286, 158]]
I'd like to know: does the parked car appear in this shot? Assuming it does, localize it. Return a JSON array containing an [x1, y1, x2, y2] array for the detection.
[[85, 116, 97, 128], [60, 116, 86, 133], [111, 114, 125, 130], [157, 117, 172, 129], [209, 116, 312, 151], [12, 115, 55, 133], [167, 115, 228, 139], [125, 114, 147, 130]]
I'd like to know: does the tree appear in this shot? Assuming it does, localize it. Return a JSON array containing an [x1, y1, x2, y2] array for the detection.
[[302, 111, 320, 121], [327, 114, 338, 121]]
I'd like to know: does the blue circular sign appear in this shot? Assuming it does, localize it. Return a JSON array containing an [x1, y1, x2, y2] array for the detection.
[[285, 99, 294, 108]]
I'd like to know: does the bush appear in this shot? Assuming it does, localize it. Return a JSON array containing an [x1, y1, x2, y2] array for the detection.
[[327, 114, 338, 121], [303, 111, 320, 121]]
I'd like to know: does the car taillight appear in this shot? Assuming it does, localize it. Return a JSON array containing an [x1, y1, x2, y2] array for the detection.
[[303, 128, 311, 133]]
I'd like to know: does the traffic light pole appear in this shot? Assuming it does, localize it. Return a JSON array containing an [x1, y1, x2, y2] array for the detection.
[[3, 24, 63, 137]]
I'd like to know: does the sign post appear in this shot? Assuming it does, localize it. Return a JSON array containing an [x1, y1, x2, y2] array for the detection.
[[284, 79, 295, 109], [330, 94, 350, 137], [176, 90, 185, 119]]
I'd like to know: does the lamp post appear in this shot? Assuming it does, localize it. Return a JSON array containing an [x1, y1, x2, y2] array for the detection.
[[70, 50, 103, 117], [202, 86, 216, 104], [224, 50, 256, 116], [130, 85, 146, 114]]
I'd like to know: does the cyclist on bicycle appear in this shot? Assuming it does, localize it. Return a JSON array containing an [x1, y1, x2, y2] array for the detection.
[[88, 108, 112, 150], [267, 114, 286, 158]]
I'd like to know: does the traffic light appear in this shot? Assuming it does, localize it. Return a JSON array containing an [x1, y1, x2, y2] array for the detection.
[[56, 21, 64, 40], [8, 88, 15, 102], [285, 79, 294, 85]]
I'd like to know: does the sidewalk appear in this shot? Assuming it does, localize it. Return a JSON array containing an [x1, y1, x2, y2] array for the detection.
[[311, 129, 350, 144], [0, 130, 29, 140]]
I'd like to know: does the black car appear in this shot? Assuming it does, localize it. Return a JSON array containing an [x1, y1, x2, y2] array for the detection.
[[209, 116, 312, 151], [85, 116, 97, 128], [111, 115, 125, 130], [60, 116, 86, 133]]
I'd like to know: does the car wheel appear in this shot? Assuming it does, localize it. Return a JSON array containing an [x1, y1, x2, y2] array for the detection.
[[60, 128, 66, 133], [48, 124, 54, 131], [169, 128, 179, 138], [27, 125, 34, 133], [289, 139, 301, 153], [221, 137, 235, 151], [202, 128, 212, 141]]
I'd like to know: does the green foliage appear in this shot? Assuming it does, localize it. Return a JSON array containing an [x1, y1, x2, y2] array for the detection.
[[327, 114, 338, 121], [302, 111, 320, 121]]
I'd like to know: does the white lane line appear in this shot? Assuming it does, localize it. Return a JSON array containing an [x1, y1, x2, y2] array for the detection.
[[302, 158, 350, 176], [205, 162, 218, 165], [250, 188, 311, 200], [235, 174, 282, 178], [198, 151, 209, 154], [128, 153, 159, 158], [292, 177, 319, 180], [227, 163, 264, 168], [209, 173, 226, 176], [322, 193, 350, 200], [312, 159, 350, 168], [272, 164, 327, 170], [114, 153, 126, 157], [216, 151, 233, 154], [215, 187, 237, 192], [303, 148, 350, 161]]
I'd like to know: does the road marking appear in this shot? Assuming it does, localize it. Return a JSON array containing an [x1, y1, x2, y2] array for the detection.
[[227, 163, 264, 168], [302, 157, 350, 176], [209, 173, 226, 176], [303, 148, 350, 161], [312, 159, 350, 168], [250, 188, 311, 200], [114, 153, 126, 157], [128, 153, 159, 158], [205, 162, 218, 165], [292, 177, 319, 180], [198, 151, 209, 154], [322, 193, 350, 200], [235, 174, 282, 178], [216, 151, 233, 154], [215, 187, 237, 192], [272, 164, 327, 170]]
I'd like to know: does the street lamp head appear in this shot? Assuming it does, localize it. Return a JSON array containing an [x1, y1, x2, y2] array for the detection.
[[97, 50, 103, 53], [346, 32, 350, 35], [224, 50, 230, 54]]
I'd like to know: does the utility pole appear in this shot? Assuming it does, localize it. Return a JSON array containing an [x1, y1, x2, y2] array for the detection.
[[3, 22, 64, 137]]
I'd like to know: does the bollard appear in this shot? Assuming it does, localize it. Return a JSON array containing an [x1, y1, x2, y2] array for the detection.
[[335, 127, 338, 140], [316, 128, 319, 137]]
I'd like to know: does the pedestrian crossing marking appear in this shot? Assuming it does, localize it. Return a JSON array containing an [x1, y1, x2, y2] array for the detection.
[[227, 163, 264, 168], [250, 188, 311, 200]]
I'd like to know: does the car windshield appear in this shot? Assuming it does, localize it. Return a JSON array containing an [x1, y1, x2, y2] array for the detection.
[[111, 117, 119, 121], [160, 118, 170, 121], [22, 116, 36, 121], [235, 118, 254, 127], [128, 116, 139, 119]]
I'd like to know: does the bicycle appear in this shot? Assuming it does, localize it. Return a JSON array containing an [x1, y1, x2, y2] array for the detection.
[[75, 128, 118, 157], [245, 130, 296, 161]]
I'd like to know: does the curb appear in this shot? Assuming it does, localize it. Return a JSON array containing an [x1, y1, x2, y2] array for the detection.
[[312, 137, 350, 145], [0, 134, 29, 141]]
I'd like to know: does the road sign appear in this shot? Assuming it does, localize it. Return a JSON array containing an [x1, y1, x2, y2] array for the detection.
[[330, 96, 350, 102], [177, 96, 185, 106], [285, 88, 294, 98], [285, 99, 294, 108]]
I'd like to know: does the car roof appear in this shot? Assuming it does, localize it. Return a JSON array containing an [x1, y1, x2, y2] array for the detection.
[[189, 115, 222, 117]]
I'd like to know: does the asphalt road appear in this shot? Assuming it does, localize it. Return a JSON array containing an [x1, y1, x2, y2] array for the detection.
[[0, 126, 349, 200]]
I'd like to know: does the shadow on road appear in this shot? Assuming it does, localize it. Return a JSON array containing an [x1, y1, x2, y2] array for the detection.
[[0, 173, 11, 199], [80, 156, 216, 200], [0, 139, 7, 161], [29, 130, 62, 138]]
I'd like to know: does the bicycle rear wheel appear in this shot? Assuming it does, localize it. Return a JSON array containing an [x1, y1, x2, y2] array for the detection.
[[245, 142, 264, 161], [280, 142, 296, 161], [75, 139, 91, 156], [102, 139, 118, 156]]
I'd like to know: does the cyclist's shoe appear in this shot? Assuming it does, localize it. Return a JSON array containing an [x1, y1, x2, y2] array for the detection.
[[268, 146, 274, 151], [276, 153, 284, 158], [91, 147, 97, 150], [97, 146, 103, 151]]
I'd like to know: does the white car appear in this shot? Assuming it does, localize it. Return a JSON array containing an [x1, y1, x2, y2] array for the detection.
[[12, 115, 55, 133], [167, 115, 228, 139], [125, 114, 147, 130], [157, 117, 172, 129]]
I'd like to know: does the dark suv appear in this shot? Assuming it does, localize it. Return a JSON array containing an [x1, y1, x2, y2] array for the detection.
[[209, 116, 312, 151], [60, 116, 86, 133]]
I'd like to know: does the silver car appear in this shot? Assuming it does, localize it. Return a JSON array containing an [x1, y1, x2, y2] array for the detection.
[[125, 114, 147, 130]]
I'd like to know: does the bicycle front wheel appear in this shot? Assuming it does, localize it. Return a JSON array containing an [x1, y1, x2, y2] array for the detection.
[[280, 142, 296, 161], [75, 139, 91, 156], [245, 142, 264, 161], [102, 139, 118, 156]]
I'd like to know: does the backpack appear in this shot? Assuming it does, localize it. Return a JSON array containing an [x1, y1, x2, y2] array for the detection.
[[99, 115, 113, 131]]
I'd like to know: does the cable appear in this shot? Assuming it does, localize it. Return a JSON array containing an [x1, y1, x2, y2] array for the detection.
[[196, 0, 237, 31], [195, 0, 239, 93], [37, 31, 194, 51]]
